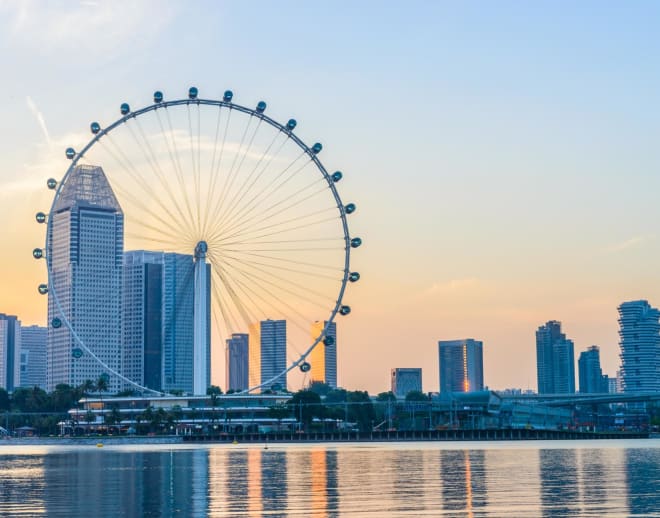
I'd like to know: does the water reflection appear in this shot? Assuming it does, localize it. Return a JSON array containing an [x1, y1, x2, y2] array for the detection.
[[0, 442, 658, 516], [539, 449, 579, 517]]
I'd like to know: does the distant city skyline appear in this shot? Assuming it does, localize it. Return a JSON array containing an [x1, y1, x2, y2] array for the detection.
[[3, 2, 660, 393]]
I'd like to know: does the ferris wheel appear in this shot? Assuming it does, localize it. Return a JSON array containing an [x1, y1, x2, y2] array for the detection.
[[35, 87, 361, 395]]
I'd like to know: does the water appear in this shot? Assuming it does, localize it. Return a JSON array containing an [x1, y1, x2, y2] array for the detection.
[[0, 440, 659, 516]]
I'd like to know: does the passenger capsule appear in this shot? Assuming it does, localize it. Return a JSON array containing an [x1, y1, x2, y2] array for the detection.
[[331, 171, 343, 182], [350, 237, 362, 248], [32, 248, 43, 259], [38, 284, 48, 295], [344, 203, 356, 214], [223, 90, 233, 102], [323, 335, 335, 346], [300, 361, 311, 373], [349, 272, 360, 283], [287, 119, 297, 131], [256, 101, 267, 113], [120, 103, 130, 115], [72, 348, 83, 359], [188, 86, 198, 99], [47, 178, 57, 190], [339, 305, 351, 316], [35, 212, 46, 224], [154, 91, 164, 103], [311, 142, 323, 154], [65, 147, 75, 159], [90, 122, 101, 134], [51, 317, 62, 329]]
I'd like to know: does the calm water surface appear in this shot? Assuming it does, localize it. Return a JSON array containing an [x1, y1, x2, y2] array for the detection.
[[0, 439, 658, 517]]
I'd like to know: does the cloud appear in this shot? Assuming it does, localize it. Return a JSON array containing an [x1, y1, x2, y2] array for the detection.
[[424, 277, 481, 295], [605, 235, 654, 254], [26, 96, 51, 146], [0, 1, 177, 57]]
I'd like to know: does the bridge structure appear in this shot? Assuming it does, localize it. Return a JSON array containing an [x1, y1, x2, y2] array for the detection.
[[497, 391, 660, 407]]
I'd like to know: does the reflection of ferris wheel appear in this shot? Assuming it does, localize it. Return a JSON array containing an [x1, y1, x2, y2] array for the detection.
[[35, 87, 361, 394]]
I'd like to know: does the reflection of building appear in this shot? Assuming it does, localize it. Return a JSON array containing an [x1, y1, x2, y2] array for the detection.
[[440, 450, 487, 513], [47, 165, 124, 392], [310, 321, 337, 388], [618, 300, 660, 392], [44, 447, 208, 515], [438, 339, 483, 393], [536, 321, 575, 394], [0, 314, 20, 391], [539, 449, 578, 516], [226, 333, 249, 391], [391, 367, 422, 397], [578, 346, 607, 393], [19, 324, 47, 389], [249, 320, 286, 392]]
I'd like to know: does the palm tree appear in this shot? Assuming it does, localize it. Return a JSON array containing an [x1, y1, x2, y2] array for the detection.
[[95, 375, 108, 430]]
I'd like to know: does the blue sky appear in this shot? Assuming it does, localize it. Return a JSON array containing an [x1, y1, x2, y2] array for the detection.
[[2, 1, 660, 392]]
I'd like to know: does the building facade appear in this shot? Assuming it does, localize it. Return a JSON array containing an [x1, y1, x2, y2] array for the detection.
[[438, 339, 483, 393], [47, 165, 124, 392], [226, 333, 249, 392], [309, 321, 337, 388], [0, 314, 20, 391], [19, 325, 47, 389], [391, 367, 422, 397], [618, 300, 660, 392], [536, 321, 575, 394], [578, 345, 607, 394], [249, 320, 287, 392]]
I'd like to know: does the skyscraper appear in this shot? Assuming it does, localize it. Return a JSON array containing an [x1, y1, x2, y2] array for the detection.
[[123, 251, 203, 394], [47, 165, 123, 392], [309, 321, 337, 388], [438, 339, 483, 393], [618, 300, 660, 392], [0, 314, 20, 391], [578, 345, 607, 394], [249, 320, 286, 392], [19, 325, 47, 389], [226, 333, 249, 392], [536, 321, 575, 394], [391, 367, 422, 397]]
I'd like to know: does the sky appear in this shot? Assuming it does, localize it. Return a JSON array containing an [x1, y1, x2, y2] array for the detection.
[[2, 1, 660, 394]]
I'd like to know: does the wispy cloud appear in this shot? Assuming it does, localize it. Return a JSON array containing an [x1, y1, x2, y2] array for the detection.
[[424, 277, 481, 295], [605, 235, 654, 254], [26, 96, 51, 147]]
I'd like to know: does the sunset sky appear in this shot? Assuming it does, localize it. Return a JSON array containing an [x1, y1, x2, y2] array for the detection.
[[2, 1, 660, 393]]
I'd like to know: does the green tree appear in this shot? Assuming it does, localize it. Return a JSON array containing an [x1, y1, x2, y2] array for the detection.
[[0, 388, 10, 412], [347, 391, 375, 432], [84, 410, 96, 434], [405, 391, 429, 402], [268, 403, 292, 430], [288, 390, 322, 430], [11, 386, 49, 412], [308, 381, 332, 397]]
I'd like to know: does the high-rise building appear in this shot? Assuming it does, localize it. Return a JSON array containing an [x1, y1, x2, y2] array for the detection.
[[309, 321, 337, 388], [19, 325, 47, 389], [438, 339, 483, 393], [249, 320, 286, 392], [47, 165, 124, 392], [123, 251, 203, 394], [578, 345, 607, 394], [226, 333, 249, 392], [618, 300, 660, 392], [0, 314, 20, 391], [536, 321, 575, 394], [391, 367, 422, 397]]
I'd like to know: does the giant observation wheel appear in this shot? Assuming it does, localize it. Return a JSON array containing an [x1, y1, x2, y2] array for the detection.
[[35, 87, 361, 395]]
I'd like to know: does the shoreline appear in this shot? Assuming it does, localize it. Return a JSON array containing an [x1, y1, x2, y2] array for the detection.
[[0, 428, 653, 446]]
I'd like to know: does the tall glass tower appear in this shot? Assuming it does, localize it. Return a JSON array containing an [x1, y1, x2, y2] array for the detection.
[[19, 324, 47, 389], [47, 165, 123, 392], [536, 321, 575, 394], [438, 339, 483, 393], [226, 333, 249, 392], [309, 321, 337, 388], [249, 319, 286, 392], [0, 314, 20, 391], [618, 300, 660, 392]]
